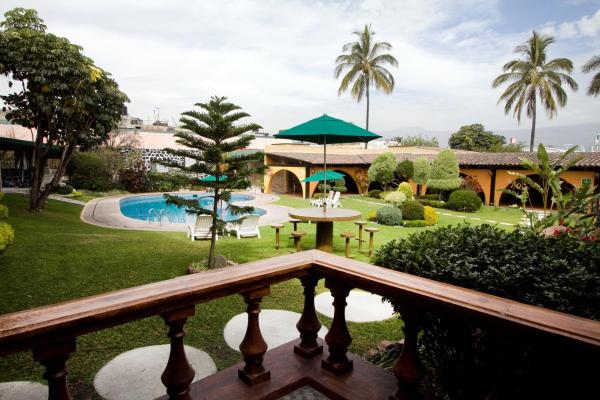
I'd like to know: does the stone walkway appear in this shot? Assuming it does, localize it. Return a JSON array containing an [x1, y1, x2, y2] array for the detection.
[[0, 381, 47, 400], [315, 290, 396, 323]]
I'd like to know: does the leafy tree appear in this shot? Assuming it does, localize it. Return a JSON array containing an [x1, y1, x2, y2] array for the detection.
[[163, 96, 264, 268], [368, 152, 397, 191], [335, 24, 398, 135], [395, 160, 414, 182], [582, 55, 600, 96], [489, 141, 525, 152], [448, 124, 506, 151], [0, 8, 128, 211], [492, 31, 577, 152], [427, 150, 462, 193], [392, 135, 439, 147], [413, 157, 431, 195]]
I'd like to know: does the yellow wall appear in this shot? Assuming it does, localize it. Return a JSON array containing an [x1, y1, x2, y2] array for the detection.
[[461, 168, 492, 204], [264, 166, 307, 198]]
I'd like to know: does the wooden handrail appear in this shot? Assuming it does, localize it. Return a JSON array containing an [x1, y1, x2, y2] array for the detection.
[[1, 249, 599, 358]]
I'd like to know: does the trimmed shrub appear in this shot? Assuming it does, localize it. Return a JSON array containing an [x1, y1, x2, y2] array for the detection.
[[413, 157, 431, 186], [416, 194, 439, 200], [67, 152, 113, 191], [446, 189, 482, 212], [396, 160, 414, 181], [332, 185, 347, 193], [401, 200, 424, 220], [423, 206, 439, 225], [384, 191, 407, 207], [376, 206, 403, 226], [368, 189, 382, 198], [65, 191, 82, 198], [397, 182, 413, 199], [417, 199, 446, 208], [427, 150, 462, 191], [367, 210, 377, 221], [368, 153, 397, 191], [373, 225, 600, 399], [54, 184, 74, 195], [317, 183, 331, 192], [402, 220, 427, 227], [0, 221, 15, 251], [0, 204, 7, 219], [379, 190, 394, 200]]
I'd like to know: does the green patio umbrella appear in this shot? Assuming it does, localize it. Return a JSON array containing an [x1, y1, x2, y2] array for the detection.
[[274, 114, 381, 201], [302, 170, 345, 182], [198, 175, 227, 182]]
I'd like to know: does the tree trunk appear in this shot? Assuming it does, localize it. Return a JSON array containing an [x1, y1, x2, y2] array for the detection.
[[207, 187, 219, 268], [365, 82, 370, 150], [529, 97, 537, 152]]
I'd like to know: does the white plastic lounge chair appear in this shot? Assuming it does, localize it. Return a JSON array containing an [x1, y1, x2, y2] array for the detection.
[[234, 215, 261, 239], [187, 215, 217, 241], [310, 191, 334, 207], [325, 191, 342, 208]]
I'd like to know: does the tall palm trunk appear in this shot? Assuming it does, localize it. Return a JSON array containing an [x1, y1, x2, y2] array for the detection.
[[365, 81, 370, 149], [208, 187, 219, 268], [529, 95, 537, 152]]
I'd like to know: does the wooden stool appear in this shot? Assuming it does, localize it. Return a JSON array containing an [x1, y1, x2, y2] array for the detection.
[[354, 220, 368, 250], [289, 218, 302, 239], [271, 224, 284, 250], [340, 231, 355, 258], [365, 227, 379, 258], [291, 231, 306, 252]]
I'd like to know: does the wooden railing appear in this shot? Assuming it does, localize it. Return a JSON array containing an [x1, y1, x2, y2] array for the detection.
[[1, 250, 599, 399]]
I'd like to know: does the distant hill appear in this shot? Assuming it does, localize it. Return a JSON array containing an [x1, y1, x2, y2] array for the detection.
[[381, 122, 600, 151]]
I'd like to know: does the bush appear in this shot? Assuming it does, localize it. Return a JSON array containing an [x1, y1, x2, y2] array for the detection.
[[461, 174, 483, 193], [401, 200, 424, 220], [379, 190, 394, 200], [368, 189, 382, 198], [67, 151, 114, 191], [402, 220, 427, 227], [413, 157, 431, 186], [332, 185, 347, 193], [53, 184, 74, 195], [416, 194, 439, 200], [65, 191, 82, 198], [423, 206, 439, 225], [446, 189, 482, 212], [147, 171, 189, 192], [396, 160, 414, 181], [376, 206, 402, 226], [317, 183, 331, 192], [427, 150, 462, 191], [119, 159, 148, 193], [416, 199, 446, 208], [0, 221, 15, 251], [384, 191, 407, 207], [368, 153, 397, 190], [397, 182, 413, 199], [0, 204, 7, 219], [367, 210, 377, 221], [0, 192, 4, 201], [374, 225, 600, 399]]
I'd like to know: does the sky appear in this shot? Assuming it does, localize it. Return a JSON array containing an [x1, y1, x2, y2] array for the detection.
[[1, 0, 600, 142]]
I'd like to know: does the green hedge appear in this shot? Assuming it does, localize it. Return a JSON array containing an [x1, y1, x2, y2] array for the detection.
[[401, 199, 424, 220], [67, 152, 114, 191], [446, 189, 482, 212], [0, 221, 14, 251], [368, 189, 382, 198], [376, 206, 402, 226], [0, 204, 7, 219], [374, 225, 600, 399], [402, 220, 427, 227], [416, 198, 445, 208]]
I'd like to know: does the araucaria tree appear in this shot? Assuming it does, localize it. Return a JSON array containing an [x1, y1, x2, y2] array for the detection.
[[334, 24, 398, 134], [492, 31, 577, 152], [0, 8, 128, 211], [582, 55, 600, 96], [368, 152, 397, 191], [163, 96, 264, 268], [427, 150, 462, 197]]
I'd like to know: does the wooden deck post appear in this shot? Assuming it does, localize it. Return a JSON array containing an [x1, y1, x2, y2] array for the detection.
[[390, 305, 422, 400], [321, 280, 353, 374], [33, 338, 76, 400], [295, 274, 323, 357], [238, 286, 271, 386], [160, 307, 196, 400]]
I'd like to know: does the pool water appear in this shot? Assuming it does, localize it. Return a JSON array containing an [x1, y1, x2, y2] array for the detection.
[[119, 193, 266, 223]]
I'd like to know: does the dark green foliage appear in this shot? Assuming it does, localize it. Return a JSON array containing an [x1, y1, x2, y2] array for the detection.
[[0, 204, 7, 219], [416, 199, 446, 208], [118, 159, 147, 193], [396, 160, 414, 181], [426, 150, 462, 192], [374, 225, 600, 399], [67, 152, 113, 191], [332, 185, 347, 193], [146, 172, 189, 192], [376, 206, 402, 226], [368, 153, 397, 190], [317, 183, 332, 192], [401, 199, 424, 220], [416, 194, 439, 200], [53, 184, 74, 195], [446, 189, 482, 212], [392, 135, 439, 147], [402, 220, 427, 227], [368, 189, 382, 198], [448, 124, 505, 151]]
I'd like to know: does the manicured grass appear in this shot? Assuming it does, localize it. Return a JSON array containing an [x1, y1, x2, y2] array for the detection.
[[0, 193, 519, 396], [77, 189, 130, 202]]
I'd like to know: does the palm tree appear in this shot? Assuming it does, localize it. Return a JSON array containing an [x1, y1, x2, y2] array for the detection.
[[335, 24, 398, 135], [492, 31, 577, 152], [582, 55, 600, 96]]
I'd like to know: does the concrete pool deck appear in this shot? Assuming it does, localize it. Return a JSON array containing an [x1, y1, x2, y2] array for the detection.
[[81, 191, 294, 231]]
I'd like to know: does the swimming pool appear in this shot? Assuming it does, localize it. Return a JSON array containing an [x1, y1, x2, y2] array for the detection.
[[119, 193, 266, 223]]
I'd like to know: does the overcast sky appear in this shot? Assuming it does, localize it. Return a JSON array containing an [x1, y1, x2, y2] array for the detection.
[[1, 0, 600, 137]]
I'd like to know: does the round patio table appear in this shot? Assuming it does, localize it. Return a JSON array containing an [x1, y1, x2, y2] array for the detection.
[[288, 208, 361, 253]]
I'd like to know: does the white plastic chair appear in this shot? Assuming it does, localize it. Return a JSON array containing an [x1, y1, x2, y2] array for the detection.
[[310, 191, 334, 207], [325, 191, 342, 208], [234, 215, 261, 239], [187, 215, 217, 241]]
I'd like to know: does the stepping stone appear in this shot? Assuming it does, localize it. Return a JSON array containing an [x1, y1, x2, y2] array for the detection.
[[0, 381, 47, 400], [224, 309, 328, 351], [315, 290, 396, 323], [94, 344, 216, 400]]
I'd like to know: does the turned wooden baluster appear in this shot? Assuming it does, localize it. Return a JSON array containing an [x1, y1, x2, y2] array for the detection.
[[390, 304, 423, 400], [321, 280, 353, 374], [294, 274, 323, 357], [33, 338, 76, 400], [238, 286, 271, 386], [160, 306, 196, 400]]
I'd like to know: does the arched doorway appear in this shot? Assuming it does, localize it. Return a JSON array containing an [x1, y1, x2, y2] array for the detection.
[[268, 169, 303, 197], [367, 181, 383, 192], [333, 170, 359, 194], [499, 174, 576, 208], [459, 173, 486, 203]]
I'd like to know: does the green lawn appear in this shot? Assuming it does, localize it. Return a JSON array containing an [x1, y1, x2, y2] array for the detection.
[[0, 193, 520, 396]]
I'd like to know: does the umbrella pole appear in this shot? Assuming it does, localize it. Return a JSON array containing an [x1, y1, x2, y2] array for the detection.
[[322, 136, 327, 210]]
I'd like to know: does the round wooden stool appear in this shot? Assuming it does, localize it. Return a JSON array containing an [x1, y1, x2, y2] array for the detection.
[[291, 231, 306, 252], [365, 227, 379, 258], [340, 231, 355, 258], [289, 218, 302, 231], [271, 223, 284, 250], [354, 220, 368, 250]]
